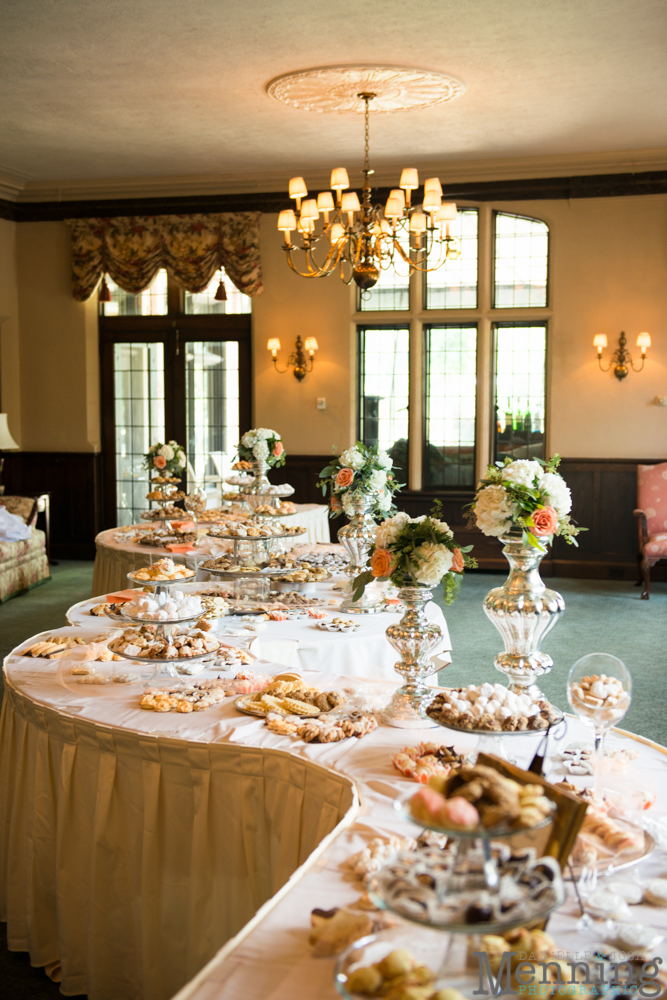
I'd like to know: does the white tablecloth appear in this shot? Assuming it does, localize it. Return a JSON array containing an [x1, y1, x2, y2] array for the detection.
[[91, 504, 331, 595], [67, 582, 452, 682]]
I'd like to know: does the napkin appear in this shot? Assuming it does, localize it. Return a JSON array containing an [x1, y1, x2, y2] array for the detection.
[[165, 544, 196, 553]]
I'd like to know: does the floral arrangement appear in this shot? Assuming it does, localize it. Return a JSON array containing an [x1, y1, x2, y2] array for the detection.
[[353, 503, 475, 605], [144, 441, 186, 477], [236, 428, 285, 468], [318, 442, 403, 519], [470, 455, 583, 548]]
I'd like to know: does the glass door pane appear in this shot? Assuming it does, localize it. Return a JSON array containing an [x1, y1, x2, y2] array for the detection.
[[493, 323, 547, 463], [424, 325, 477, 488], [113, 343, 165, 525], [358, 326, 410, 477], [185, 341, 240, 493]]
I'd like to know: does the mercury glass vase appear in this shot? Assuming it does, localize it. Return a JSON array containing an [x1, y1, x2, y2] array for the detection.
[[337, 493, 383, 614], [381, 583, 443, 728], [249, 458, 271, 493], [483, 531, 565, 700]]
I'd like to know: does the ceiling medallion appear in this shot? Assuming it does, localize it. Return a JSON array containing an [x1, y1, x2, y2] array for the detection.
[[266, 64, 466, 114]]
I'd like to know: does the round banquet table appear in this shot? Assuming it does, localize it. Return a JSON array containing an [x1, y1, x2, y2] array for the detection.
[[91, 503, 331, 596], [67, 582, 452, 681], [2, 628, 667, 1000]]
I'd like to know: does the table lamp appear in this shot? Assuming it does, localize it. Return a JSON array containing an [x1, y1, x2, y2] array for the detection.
[[0, 413, 19, 495]]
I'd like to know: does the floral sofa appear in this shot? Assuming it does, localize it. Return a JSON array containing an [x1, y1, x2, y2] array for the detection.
[[0, 496, 50, 603]]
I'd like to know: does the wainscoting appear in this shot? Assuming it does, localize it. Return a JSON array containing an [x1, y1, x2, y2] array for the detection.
[[285, 455, 666, 581], [3, 452, 102, 560]]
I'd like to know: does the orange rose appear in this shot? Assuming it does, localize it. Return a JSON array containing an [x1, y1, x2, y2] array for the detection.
[[335, 467, 355, 488], [451, 548, 464, 573], [531, 505, 559, 536], [273, 441, 284, 457], [370, 548, 394, 578], [330, 496, 342, 513], [153, 455, 167, 469]]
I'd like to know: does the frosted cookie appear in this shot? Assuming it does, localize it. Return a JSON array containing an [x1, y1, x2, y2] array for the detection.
[[643, 879, 667, 906]]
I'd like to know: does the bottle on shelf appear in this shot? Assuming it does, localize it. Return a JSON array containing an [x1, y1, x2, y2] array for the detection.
[[524, 402, 532, 433], [504, 399, 513, 433], [533, 404, 543, 434], [513, 400, 523, 432]]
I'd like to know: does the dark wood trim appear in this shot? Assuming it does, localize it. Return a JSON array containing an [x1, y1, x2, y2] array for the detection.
[[2, 169, 667, 224]]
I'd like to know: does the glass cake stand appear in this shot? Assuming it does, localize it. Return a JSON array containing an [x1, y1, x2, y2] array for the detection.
[[424, 701, 565, 763]]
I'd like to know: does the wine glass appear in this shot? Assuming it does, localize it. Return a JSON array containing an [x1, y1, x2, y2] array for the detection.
[[567, 652, 632, 756]]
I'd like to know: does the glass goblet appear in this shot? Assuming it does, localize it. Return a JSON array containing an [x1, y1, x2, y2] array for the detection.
[[567, 652, 632, 756], [183, 488, 207, 525]]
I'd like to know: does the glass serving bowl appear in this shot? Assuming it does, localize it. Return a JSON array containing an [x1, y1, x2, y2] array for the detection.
[[334, 928, 457, 1000], [567, 652, 632, 754], [393, 791, 556, 841]]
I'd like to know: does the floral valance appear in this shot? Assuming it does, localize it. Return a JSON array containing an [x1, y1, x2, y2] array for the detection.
[[65, 212, 263, 301]]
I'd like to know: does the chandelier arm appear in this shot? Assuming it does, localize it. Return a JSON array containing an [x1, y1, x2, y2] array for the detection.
[[597, 357, 613, 373], [630, 355, 645, 372]]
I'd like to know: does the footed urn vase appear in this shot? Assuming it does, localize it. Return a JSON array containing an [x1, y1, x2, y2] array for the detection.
[[381, 584, 443, 729], [337, 493, 383, 614], [249, 459, 271, 493], [483, 531, 564, 700]]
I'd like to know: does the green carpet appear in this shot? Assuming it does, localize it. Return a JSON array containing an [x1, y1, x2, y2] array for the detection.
[[0, 562, 665, 997]]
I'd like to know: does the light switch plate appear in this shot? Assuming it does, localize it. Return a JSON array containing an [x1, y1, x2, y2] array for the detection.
[[317, 398, 326, 410]]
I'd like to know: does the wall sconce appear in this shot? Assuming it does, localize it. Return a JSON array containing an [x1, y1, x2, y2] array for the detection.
[[594, 331, 651, 380], [267, 335, 318, 381]]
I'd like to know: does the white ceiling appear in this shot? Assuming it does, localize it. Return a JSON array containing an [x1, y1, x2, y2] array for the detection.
[[1, 0, 666, 189]]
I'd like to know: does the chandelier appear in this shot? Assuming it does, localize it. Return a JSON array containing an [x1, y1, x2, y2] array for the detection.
[[275, 90, 462, 290]]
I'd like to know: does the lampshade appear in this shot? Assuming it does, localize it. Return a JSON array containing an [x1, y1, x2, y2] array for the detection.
[[390, 188, 406, 207], [317, 191, 335, 213], [267, 338, 281, 353], [288, 177, 308, 199], [384, 197, 402, 219], [424, 177, 443, 196], [593, 334, 608, 349], [341, 192, 360, 213], [277, 210, 296, 231], [435, 202, 457, 222], [0, 414, 19, 450], [423, 190, 441, 213], [304, 337, 319, 352], [329, 223, 345, 243], [637, 332, 652, 349], [379, 219, 392, 236], [400, 168, 419, 190], [409, 212, 427, 233], [300, 199, 319, 220], [330, 168, 350, 190]]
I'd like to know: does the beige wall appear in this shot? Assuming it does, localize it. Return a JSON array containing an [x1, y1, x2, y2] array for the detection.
[[2, 192, 666, 461]]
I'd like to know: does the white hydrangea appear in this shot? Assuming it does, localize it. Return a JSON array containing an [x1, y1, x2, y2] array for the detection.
[[500, 459, 542, 489], [376, 450, 392, 470], [475, 484, 515, 537], [255, 428, 278, 440], [539, 471, 572, 515], [342, 491, 357, 518], [241, 430, 257, 447], [375, 511, 410, 548], [410, 542, 454, 586], [430, 517, 452, 538], [253, 438, 269, 460], [159, 444, 174, 460], [340, 447, 364, 470], [175, 450, 186, 468], [368, 469, 387, 491]]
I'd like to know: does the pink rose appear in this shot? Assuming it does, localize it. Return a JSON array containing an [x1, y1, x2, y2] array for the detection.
[[451, 548, 464, 573], [273, 441, 284, 457], [153, 455, 167, 469], [370, 548, 394, 578], [531, 505, 559, 536], [335, 467, 355, 488]]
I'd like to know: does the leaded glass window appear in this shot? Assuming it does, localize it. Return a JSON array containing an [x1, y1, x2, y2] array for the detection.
[[424, 209, 478, 309], [102, 269, 168, 316], [494, 213, 549, 307], [184, 270, 251, 315], [424, 325, 477, 487], [185, 341, 240, 490], [493, 323, 547, 463], [358, 326, 410, 475]]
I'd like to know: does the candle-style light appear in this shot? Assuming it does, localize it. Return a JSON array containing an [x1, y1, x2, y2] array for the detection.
[[594, 331, 651, 380]]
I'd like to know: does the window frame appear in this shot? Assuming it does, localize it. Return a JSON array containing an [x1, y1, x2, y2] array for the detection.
[[422, 207, 480, 312], [491, 209, 551, 310], [490, 319, 548, 466], [357, 323, 411, 483], [99, 273, 252, 528]]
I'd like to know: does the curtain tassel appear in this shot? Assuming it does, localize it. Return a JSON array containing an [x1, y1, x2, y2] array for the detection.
[[214, 279, 227, 302], [99, 275, 112, 302]]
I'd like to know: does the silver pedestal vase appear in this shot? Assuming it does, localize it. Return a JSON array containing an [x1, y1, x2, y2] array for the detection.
[[483, 531, 565, 700], [249, 458, 271, 493], [381, 583, 443, 728], [338, 493, 383, 614]]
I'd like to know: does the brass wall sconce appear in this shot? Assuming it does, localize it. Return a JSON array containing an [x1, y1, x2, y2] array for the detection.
[[594, 331, 651, 380], [267, 335, 318, 381]]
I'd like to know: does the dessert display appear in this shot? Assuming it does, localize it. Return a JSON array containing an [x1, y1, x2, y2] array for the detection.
[[108, 626, 219, 660], [198, 594, 231, 620], [297, 549, 349, 571], [207, 520, 306, 538], [479, 926, 588, 993], [131, 528, 199, 547], [252, 501, 297, 515], [146, 488, 186, 502], [314, 618, 360, 632], [338, 948, 445, 998], [235, 677, 346, 717], [270, 566, 331, 582], [265, 711, 377, 742], [268, 590, 325, 606], [391, 743, 465, 783], [198, 507, 243, 521], [90, 602, 115, 617], [426, 684, 562, 732], [243, 483, 294, 496], [345, 837, 418, 881], [200, 556, 264, 573], [141, 505, 184, 521], [115, 591, 204, 621], [309, 908, 375, 958], [226, 473, 254, 486], [407, 766, 553, 833], [568, 672, 631, 724], [152, 474, 181, 484], [139, 679, 228, 713], [21, 635, 123, 661], [368, 845, 563, 930], [128, 558, 195, 583]]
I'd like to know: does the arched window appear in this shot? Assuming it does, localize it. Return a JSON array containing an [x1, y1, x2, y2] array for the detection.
[[494, 212, 549, 307]]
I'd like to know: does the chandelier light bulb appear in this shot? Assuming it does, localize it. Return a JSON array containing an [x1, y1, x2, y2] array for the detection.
[[330, 167, 350, 190], [424, 177, 443, 196], [400, 168, 419, 190]]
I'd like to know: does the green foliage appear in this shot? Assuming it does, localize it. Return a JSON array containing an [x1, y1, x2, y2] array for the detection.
[[317, 442, 404, 520]]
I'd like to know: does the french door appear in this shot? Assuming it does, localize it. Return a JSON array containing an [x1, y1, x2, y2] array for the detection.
[[100, 315, 251, 527]]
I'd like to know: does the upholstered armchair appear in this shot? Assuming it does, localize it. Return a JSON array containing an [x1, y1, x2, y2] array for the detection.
[[635, 462, 667, 599]]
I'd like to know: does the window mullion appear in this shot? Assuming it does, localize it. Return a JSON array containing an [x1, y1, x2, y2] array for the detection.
[[408, 315, 422, 491], [477, 204, 494, 476]]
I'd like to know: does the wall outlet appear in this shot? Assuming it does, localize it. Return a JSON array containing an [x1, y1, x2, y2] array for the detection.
[[317, 397, 326, 410], [655, 396, 667, 407]]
